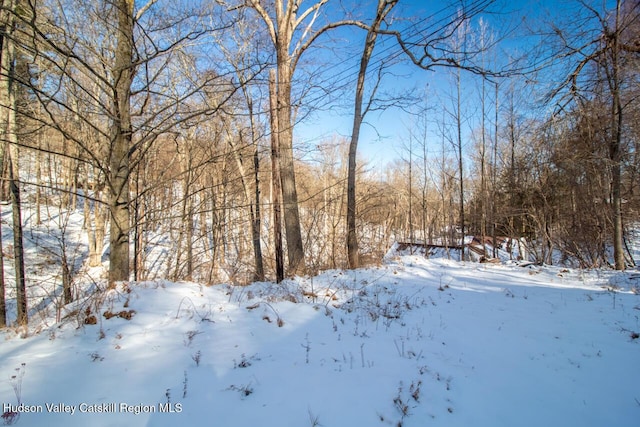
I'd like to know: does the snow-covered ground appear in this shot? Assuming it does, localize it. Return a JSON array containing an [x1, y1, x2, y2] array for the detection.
[[1, 251, 639, 426]]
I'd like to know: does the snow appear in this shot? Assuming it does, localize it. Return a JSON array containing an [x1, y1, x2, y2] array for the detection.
[[1, 249, 639, 426]]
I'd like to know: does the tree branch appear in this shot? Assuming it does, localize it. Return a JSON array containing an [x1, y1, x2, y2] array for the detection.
[[135, 0, 160, 21], [246, 0, 277, 46], [293, 19, 370, 70]]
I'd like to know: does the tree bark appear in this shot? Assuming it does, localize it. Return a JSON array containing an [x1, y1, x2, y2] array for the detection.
[[108, 0, 135, 286], [269, 69, 285, 283], [1, 0, 26, 324], [610, 1, 625, 270], [0, 199, 5, 327], [455, 65, 465, 259], [275, 59, 305, 275], [0, 2, 9, 327], [228, 120, 265, 282], [8, 145, 25, 324], [252, 137, 265, 281]]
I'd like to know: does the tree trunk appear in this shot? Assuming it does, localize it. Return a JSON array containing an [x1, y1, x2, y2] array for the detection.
[[35, 149, 42, 225], [610, 2, 625, 270], [492, 81, 499, 258], [0, 134, 5, 328], [95, 187, 107, 266], [347, 109, 361, 268], [184, 163, 194, 280], [108, 0, 135, 286], [0, 199, 5, 327], [85, 180, 99, 266], [0, 2, 9, 327], [408, 137, 413, 248], [248, 99, 265, 282], [229, 124, 265, 282], [132, 161, 142, 280], [269, 69, 284, 283], [347, 0, 397, 269], [480, 70, 487, 256], [61, 252, 72, 304], [455, 66, 465, 259], [8, 145, 26, 325], [1, 0, 26, 324], [611, 128, 624, 269], [252, 141, 265, 281], [275, 59, 305, 275]]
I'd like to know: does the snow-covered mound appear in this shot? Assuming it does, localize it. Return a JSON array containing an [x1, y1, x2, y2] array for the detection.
[[1, 256, 639, 427]]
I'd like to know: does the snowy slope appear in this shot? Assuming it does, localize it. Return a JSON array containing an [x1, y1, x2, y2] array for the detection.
[[1, 255, 639, 427]]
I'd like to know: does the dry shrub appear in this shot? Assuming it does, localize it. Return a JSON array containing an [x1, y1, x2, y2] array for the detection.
[[103, 310, 136, 320]]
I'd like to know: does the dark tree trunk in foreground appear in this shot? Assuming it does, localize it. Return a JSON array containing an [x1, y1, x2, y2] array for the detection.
[[1, 0, 26, 324], [108, 0, 135, 285], [269, 69, 285, 283]]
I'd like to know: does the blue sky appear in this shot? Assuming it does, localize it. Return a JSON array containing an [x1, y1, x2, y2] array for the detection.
[[292, 0, 581, 169]]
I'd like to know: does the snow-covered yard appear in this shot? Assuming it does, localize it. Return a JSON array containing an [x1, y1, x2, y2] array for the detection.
[[1, 253, 638, 426]]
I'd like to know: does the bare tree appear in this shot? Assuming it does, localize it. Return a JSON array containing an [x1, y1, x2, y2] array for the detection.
[[217, 16, 269, 281], [7, 1, 247, 286], [546, 0, 640, 269], [241, 0, 368, 276], [347, 0, 398, 269]]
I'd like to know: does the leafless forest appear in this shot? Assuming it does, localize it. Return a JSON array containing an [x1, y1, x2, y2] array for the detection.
[[0, 0, 638, 326]]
